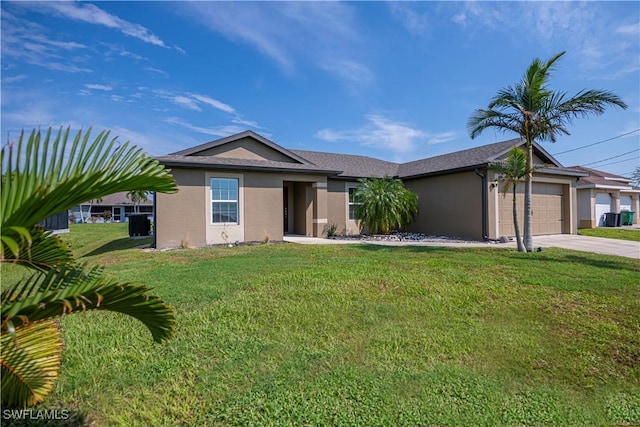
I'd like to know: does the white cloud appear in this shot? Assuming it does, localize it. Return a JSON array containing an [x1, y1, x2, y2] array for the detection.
[[85, 84, 113, 91], [172, 96, 201, 111], [320, 60, 375, 92], [101, 43, 146, 61], [2, 74, 28, 83], [616, 22, 640, 35], [388, 3, 430, 36], [190, 94, 235, 114], [154, 91, 260, 129], [144, 67, 169, 78], [316, 114, 452, 159], [232, 117, 260, 128], [177, 2, 374, 90], [1, 10, 91, 73], [425, 132, 457, 145], [33, 2, 168, 48], [448, 2, 638, 78], [164, 117, 244, 137]]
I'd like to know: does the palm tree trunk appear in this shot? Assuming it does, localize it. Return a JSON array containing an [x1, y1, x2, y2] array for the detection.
[[512, 184, 525, 252], [523, 141, 534, 252]]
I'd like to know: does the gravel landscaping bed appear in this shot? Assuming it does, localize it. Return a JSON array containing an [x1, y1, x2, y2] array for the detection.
[[330, 232, 507, 244]]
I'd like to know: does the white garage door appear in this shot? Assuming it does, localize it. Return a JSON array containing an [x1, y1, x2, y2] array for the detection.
[[595, 192, 611, 227], [620, 195, 632, 211], [498, 183, 564, 236]]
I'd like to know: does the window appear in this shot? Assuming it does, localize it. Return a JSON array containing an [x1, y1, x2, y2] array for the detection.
[[211, 178, 239, 224], [348, 187, 362, 220]]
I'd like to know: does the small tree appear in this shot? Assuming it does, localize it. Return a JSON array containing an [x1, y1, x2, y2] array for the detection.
[[491, 147, 529, 252], [127, 190, 149, 214], [354, 177, 418, 235]]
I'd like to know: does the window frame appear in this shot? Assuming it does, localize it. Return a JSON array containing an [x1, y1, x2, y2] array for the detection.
[[211, 177, 239, 224], [348, 185, 362, 221]]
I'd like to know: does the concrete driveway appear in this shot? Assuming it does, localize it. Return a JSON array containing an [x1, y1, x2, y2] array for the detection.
[[532, 234, 640, 259]]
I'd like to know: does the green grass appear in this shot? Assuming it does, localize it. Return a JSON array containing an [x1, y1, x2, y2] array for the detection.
[[579, 227, 640, 242], [7, 224, 640, 426]]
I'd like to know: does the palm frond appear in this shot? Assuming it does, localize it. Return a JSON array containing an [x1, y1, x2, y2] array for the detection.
[[2, 225, 72, 271], [491, 147, 529, 188], [0, 226, 31, 260], [0, 320, 63, 408], [2, 265, 175, 343], [1, 127, 177, 238]]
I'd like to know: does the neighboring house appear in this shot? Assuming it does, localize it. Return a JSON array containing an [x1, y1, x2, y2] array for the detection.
[[155, 130, 586, 249], [573, 166, 640, 228], [71, 192, 153, 223]]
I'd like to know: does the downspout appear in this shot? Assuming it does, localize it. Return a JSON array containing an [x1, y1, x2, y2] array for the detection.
[[152, 191, 157, 248], [475, 169, 501, 242]]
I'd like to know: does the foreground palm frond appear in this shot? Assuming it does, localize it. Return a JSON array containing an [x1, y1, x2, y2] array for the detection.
[[1, 126, 178, 408], [2, 265, 175, 344], [0, 127, 176, 258], [0, 321, 63, 408]]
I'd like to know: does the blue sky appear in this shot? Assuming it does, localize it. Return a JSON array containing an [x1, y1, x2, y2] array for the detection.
[[2, 1, 639, 177]]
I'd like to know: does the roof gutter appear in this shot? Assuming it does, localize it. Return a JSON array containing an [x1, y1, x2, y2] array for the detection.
[[157, 160, 342, 176]]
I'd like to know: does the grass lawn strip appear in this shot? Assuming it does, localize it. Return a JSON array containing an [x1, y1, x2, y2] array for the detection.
[[578, 227, 640, 242]]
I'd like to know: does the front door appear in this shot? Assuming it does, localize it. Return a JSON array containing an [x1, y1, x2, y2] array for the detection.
[[113, 207, 123, 222], [283, 187, 289, 233]]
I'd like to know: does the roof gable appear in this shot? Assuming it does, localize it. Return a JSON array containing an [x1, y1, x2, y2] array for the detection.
[[171, 131, 311, 165]]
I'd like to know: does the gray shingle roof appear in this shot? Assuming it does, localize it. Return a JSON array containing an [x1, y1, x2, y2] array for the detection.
[[290, 150, 400, 179], [397, 138, 524, 178], [571, 166, 635, 188], [157, 131, 584, 180], [156, 154, 341, 175], [80, 192, 152, 206]]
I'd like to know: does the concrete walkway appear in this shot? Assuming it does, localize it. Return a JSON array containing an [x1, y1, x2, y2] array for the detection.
[[532, 234, 640, 259], [284, 234, 640, 259]]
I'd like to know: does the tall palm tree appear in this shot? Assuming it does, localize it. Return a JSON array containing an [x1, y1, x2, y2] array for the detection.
[[1, 127, 177, 408], [127, 190, 149, 214], [468, 51, 627, 252], [491, 146, 529, 252], [354, 177, 418, 235]]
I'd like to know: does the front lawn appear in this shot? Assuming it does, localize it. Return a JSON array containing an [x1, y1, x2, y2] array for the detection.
[[578, 227, 640, 242], [9, 224, 640, 425]]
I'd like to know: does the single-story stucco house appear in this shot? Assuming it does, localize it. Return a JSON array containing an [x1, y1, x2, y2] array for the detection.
[[573, 166, 640, 228], [154, 131, 589, 249], [71, 191, 153, 223]]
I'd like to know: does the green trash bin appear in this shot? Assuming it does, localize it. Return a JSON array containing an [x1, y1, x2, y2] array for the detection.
[[620, 211, 635, 226]]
